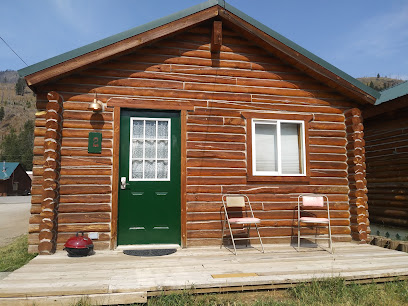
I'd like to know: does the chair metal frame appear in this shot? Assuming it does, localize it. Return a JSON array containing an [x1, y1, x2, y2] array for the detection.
[[221, 194, 264, 255], [297, 194, 333, 253]]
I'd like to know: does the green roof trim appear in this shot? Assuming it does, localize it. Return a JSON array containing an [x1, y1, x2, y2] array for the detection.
[[18, 0, 223, 77], [375, 81, 408, 105], [0, 162, 19, 180], [18, 0, 379, 100]]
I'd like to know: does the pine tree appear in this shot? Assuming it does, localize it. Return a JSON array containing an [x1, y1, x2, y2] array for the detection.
[[377, 73, 380, 78], [0, 106, 4, 121], [369, 81, 375, 89], [15, 77, 26, 96]]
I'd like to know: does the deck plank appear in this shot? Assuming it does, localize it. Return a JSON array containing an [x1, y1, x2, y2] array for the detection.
[[1, 243, 408, 305]]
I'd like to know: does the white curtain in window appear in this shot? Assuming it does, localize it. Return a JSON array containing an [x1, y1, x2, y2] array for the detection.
[[255, 123, 277, 172], [281, 123, 301, 174]]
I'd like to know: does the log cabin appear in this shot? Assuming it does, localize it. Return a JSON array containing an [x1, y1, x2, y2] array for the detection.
[[364, 81, 408, 228], [18, 0, 380, 254], [0, 162, 31, 196]]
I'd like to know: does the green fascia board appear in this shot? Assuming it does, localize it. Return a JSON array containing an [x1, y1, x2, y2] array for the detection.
[[222, 1, 379, 100], [375, 81, 408, 105], [18, 0, 224, 77], [0, 162, 19, 180], [18, 0, 379, 100]]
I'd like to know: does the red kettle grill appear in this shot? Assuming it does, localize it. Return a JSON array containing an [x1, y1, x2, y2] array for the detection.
[[64, 232, 94, 257]]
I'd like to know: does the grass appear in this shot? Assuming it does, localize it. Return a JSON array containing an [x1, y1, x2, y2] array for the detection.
[[0, 234, 37, 272], [144, 278, 408, 306]]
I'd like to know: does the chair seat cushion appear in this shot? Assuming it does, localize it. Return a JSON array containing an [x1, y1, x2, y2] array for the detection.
[[299, 217, 329, 223], [229, 217, 260, 224]]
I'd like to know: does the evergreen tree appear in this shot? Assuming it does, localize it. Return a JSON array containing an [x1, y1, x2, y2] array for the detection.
[[0, 120, 34, 170], [377, 73, 380, 78], [0, 106, 4, 121], [15, 77, 26, 96], [369, 81, 375, 89]]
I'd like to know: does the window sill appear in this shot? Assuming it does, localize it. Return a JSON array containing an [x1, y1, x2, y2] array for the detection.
[[246, 175, 310, 183]]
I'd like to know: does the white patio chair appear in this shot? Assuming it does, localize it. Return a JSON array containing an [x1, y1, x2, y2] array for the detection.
[[221, 194, 264, 255], [297, 194, 333, 253]]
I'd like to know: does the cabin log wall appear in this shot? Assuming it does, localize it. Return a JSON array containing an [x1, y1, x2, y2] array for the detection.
[[365, 106, 408, 228], [28, 22, 366, 251]]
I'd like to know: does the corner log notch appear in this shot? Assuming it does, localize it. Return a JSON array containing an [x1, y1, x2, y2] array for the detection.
[[39, 92, 63, 254], [345, 108, 368, 242]]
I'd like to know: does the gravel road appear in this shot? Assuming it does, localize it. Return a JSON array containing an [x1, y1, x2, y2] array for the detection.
[[0, 196, 31, 247]]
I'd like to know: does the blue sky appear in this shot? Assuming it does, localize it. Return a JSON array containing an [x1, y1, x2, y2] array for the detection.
[[1, 0, 408, 79]]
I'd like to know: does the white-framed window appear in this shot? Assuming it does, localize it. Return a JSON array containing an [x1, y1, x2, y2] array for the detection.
[[252, 119, 306, 176], [129, 117, 171, 181]]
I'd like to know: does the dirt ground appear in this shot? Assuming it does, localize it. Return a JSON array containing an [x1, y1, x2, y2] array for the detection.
[[0, 196, 31, 247]]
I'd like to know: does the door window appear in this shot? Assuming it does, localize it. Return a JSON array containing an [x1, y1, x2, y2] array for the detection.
[[129, 118, 171, 181]]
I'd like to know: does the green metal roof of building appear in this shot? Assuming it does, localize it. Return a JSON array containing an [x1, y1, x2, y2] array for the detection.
[[18, 0, 379, 100], [0, 162, 19, 180], [375, 81, 408, 105]]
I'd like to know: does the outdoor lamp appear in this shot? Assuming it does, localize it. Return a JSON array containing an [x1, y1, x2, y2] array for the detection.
[[88, 92, 103, 112]]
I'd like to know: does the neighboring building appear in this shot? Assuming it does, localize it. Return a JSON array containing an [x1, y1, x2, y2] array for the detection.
[[364, 81, 408, 228], [0, 162, 32, 196], [19, 0, 379, 254]]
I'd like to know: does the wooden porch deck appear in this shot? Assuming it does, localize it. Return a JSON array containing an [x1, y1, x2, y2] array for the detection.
[[1, 242, 408, 305]]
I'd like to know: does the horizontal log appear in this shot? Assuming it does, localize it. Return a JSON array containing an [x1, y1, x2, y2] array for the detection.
[[308, 130, 346, 137], [55, 203, 112, 213], [58, 213, 111, 223], [187, 210, 349, 222], [187, 124, 245, 134], [187, 141, 246, 151], [187, 132, 245, 143], [60, 168, 112, 176], [310, 161, 348, 170], [222, 185, 349, 194], [62, 138, 112, 148], [186, 193, 349, 202], [187, 225, 349, 237], [187, 159, 246, 168], [63, 110, 113, 121], [60, 185, 112, 195], [310, 153, 347, 162], [61, 157, 112, 166], [187, 168, 247, 176], [309, 137, 347, 146], [60, 176, 111, 185], [56, 232, 110, 243], [309, 146, 346, 154], [187, 150, 245, 160], [186, 185, 222, 194], [59, 194, 111, 203], [187, 177, 247, 185], [187, 201, 349, 212]]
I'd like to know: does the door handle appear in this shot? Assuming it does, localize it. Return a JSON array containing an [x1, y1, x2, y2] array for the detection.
[[120, 177, 129, 190]]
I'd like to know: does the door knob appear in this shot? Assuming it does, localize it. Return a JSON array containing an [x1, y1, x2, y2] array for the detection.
[[120, 177, 129, 190]]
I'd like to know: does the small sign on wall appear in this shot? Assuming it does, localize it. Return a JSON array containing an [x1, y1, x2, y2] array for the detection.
[[88, 132, 102, 154]]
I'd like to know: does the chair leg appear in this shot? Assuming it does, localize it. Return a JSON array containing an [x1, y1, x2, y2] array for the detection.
[[220, 217, 226, 249], [297, 221, 300, 250], [328, 224, 333, 254], [227, 222, 237, 255], [253, 224, 264, 253]]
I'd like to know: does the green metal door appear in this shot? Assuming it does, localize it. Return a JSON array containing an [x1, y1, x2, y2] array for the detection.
[[118, 109, 181, 245]]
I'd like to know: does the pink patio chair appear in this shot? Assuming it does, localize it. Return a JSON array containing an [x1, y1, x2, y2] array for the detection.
[[297, 194, 333, 253], [221, 194, 264, 255]]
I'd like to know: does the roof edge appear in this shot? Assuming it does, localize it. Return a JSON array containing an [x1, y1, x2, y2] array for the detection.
[[18, 0, 222, 78], [375, 81, 408, 105], [222, 2, 380, 100]]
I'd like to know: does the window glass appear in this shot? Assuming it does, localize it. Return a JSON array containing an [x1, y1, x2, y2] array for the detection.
[[281, 123, 301, 174], [130, 118, 171, 181], [254, 123, 277, 172], [253, 119, 305, 176]]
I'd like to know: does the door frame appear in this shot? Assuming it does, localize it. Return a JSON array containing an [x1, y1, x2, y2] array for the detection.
[[110, 99, 192, 249]]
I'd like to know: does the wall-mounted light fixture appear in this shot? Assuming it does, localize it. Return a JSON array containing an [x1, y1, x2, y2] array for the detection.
[[88, 92, 103, 112]]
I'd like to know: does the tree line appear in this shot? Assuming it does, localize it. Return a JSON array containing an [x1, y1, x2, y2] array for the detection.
[[0, 120, 34, 171]]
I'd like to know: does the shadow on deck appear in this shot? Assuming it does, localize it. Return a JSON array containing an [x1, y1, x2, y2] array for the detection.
[[1, 242, 408, 305]]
